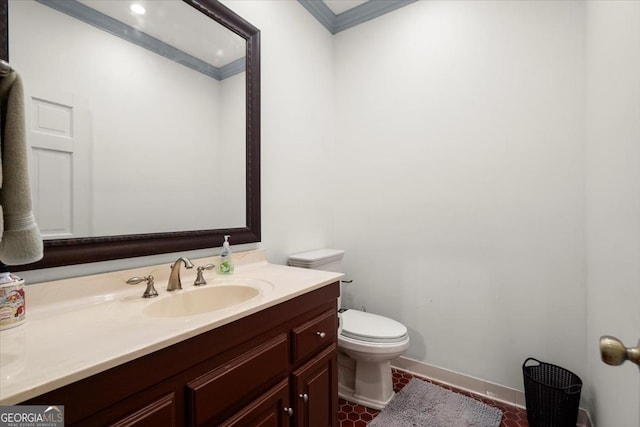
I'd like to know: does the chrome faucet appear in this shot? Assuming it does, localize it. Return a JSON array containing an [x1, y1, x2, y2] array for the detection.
[[167, 257, 194, 291]]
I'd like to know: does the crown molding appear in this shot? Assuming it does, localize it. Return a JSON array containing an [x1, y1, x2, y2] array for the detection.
[[298, 0, 417, 34]]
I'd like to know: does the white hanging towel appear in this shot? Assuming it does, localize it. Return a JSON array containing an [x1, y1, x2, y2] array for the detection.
[[0, 71, 43, 265]]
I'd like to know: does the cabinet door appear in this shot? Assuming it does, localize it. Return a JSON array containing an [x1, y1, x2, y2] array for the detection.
[[220, 379, 291, 427], [187, 334, 288, 426], [109, 393, 176, 427], [292, 344, 337, 427]]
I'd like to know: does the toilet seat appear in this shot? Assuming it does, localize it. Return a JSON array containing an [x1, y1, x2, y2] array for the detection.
[[340, 309, 408, 343]]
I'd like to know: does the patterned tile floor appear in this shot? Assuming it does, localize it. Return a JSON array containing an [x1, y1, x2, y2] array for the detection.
[[338, 368, 529, 427]]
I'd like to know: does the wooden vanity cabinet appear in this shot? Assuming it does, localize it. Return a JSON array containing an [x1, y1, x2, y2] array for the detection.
[[23, 282, 339, 427]]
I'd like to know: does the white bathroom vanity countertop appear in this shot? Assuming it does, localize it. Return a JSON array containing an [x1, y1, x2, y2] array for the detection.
[[0, 249, 342, 404]]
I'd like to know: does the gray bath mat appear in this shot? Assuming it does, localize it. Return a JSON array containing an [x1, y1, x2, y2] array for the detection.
[[369, 379, 503, 427]]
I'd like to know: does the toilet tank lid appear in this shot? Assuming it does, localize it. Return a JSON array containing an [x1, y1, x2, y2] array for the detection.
[[288, 249, 344, 263]]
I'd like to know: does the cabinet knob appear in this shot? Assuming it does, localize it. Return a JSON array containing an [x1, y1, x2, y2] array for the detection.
[[284, 407, 293, 416], [316, 331, 326, 338], [299, 393, 309, 403]]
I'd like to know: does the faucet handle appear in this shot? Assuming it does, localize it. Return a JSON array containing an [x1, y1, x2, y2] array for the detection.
[[126, 275, 159, 298], [194, 264, 216, 286]]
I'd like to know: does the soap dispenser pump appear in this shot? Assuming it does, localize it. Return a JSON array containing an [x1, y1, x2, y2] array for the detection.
[[217, 235, 234, 274]]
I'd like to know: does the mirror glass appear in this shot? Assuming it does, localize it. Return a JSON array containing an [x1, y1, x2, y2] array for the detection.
[[1, 0, 261, 269]]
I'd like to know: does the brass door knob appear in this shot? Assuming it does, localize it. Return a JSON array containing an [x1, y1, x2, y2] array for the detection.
[[600, 336, 640, 366]]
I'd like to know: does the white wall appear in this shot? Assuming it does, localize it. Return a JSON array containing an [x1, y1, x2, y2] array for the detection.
[[220, 0, 336, 260], [585, 1, 640, 425], [332, 0, 587, 392]]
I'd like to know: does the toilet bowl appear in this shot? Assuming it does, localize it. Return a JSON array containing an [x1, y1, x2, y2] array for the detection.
[[288, 249, 410, 409], [337, 309, 410, 408]]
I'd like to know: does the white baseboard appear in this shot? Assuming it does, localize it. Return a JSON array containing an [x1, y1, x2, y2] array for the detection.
[[392, 356, 592, 427]]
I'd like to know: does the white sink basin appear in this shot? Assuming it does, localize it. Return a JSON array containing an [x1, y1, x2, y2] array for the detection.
[[143, 285, 260, 318]]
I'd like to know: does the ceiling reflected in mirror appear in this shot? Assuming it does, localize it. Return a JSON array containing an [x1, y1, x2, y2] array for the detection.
[[40, 0, 246, 79]]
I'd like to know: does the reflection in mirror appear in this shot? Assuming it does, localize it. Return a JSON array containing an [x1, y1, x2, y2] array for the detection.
[[1, 0, 261, 269], [13, 0, 246, 237]]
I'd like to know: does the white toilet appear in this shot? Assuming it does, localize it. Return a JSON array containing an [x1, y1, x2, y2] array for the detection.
[[288, 249, 410, 410]]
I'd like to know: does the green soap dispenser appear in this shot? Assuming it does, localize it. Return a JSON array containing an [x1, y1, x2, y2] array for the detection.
[[217, 235, 234, 274]]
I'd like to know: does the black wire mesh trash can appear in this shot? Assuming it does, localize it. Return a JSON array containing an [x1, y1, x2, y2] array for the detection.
[[522, 358, 582, 427]]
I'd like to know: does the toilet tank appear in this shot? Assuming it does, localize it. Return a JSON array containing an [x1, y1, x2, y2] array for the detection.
[[287, 249, 344, 272], [288, 248, 346, 311]]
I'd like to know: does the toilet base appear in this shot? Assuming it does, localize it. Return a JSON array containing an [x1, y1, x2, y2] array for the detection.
[[337, 351, 395, 410], [338, 385, 395, 410]]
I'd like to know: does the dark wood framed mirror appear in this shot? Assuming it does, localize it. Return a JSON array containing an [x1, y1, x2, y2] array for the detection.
[[0, 0, 260, 270]]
